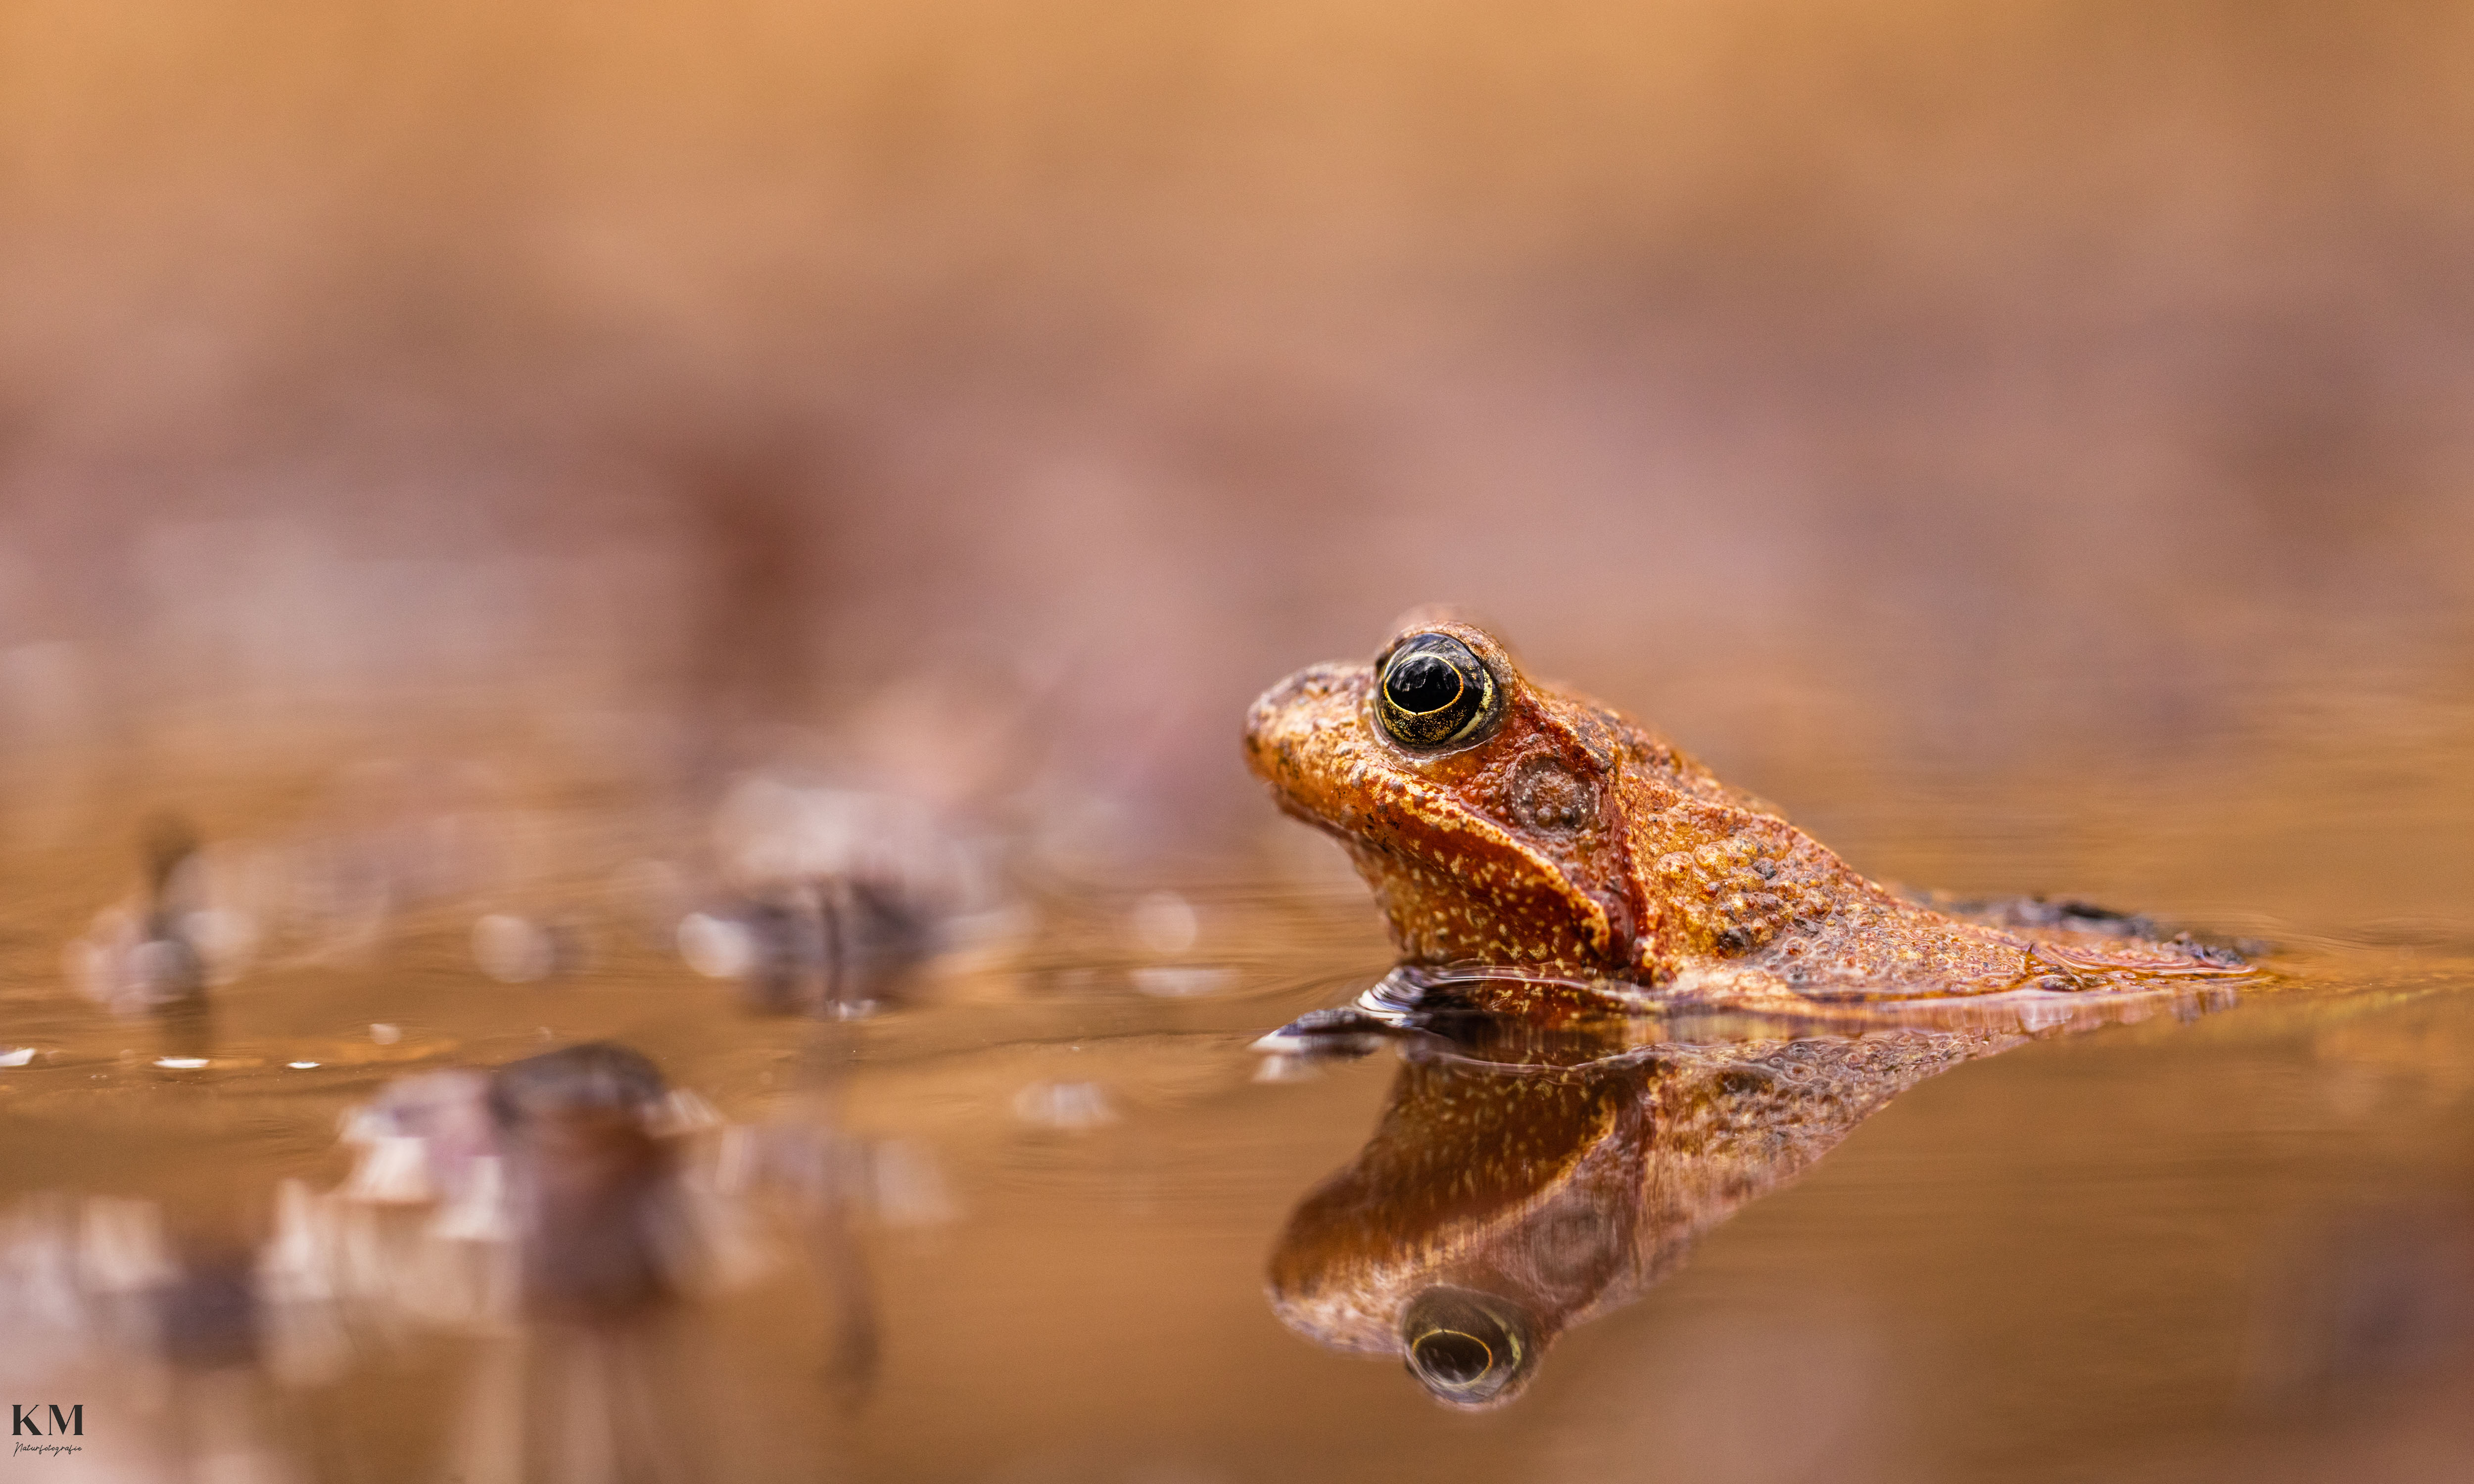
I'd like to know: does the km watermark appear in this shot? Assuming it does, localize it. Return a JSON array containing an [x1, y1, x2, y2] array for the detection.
[[10, 1405, 83, 1457]]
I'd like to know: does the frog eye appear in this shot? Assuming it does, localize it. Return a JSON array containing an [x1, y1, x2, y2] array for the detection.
[[1400, 1287, 1533, 1406], [1376, 635, 1501, 749]]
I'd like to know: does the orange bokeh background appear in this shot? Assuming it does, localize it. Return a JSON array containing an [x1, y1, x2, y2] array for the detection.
[[3, 0, 2470, 907]]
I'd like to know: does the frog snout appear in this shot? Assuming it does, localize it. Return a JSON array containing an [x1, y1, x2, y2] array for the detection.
[[1243, 662, 1369, 776], [1246, 661, 1365, 725]]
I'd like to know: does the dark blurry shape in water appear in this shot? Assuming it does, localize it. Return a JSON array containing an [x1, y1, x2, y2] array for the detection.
[[0, 1021, 938, 1473], [679, 777, 1003, 1016], [746, 1019, 943, 1409], [461, 1043, 708, 1482], [63, 813, 238, 1017], [155, 1244, 263, 1373], [679, 878, 936, 1017], [142, 815, 204, 924], [310, 1037, 935, 1464], [295, 1043, 743, 1481], [63, 766, 533, 1012], [1263, 977, 2236, 1408], [0, 1196, 322, 1481], [132, 813, 206, 1003], [488, 1042, 688, 1323], [761, 1122, 886, 1409]]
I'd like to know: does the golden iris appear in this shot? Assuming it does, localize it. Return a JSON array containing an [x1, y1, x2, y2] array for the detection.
[[1376, 635, 1499, 749], [1400, 1287, 1530, 1405]]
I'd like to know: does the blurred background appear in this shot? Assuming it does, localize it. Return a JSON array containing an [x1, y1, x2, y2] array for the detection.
[[3, 0, 2473, 929]]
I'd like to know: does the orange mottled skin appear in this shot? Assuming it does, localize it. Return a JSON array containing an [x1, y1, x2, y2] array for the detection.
[[1244, 618, 2241, 1002]]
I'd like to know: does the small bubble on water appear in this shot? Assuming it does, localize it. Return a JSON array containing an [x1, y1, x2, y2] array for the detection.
[[677, 912, 756, 979], [1013, 1080, 1117, 1130], [1253, 1054, 1322, 1083], [869, 1141, 960, 1226], [472, 913, 554, 983], [1129, 891, 1199, 956], [1131, 966, 1232, 998]]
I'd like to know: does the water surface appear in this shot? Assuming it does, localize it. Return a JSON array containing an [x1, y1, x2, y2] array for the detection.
[[2, 766, 2470, 1483]]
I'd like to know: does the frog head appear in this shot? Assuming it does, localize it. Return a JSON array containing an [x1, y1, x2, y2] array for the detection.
[[1243, 618, 1657, 975]]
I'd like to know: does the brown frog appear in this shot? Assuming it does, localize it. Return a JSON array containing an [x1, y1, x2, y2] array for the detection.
[[1244, 616, 2247, 1006]]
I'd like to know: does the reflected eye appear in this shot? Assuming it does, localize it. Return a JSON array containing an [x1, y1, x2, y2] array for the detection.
[[1401, 1287, 1533, 1406], [1377, 635, 1500, 749], [1411, 1328, 1497, 1388]]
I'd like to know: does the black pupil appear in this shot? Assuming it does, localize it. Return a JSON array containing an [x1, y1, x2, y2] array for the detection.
[[1412, 1329, 1495, 1387], [1385, 653, 1463, 714]]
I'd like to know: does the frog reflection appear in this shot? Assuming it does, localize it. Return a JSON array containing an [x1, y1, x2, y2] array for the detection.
[[1267, 1009, 2012, 1408]]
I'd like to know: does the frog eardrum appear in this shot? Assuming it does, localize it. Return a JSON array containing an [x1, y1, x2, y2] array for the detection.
[[1376, 634, 1500, 749]]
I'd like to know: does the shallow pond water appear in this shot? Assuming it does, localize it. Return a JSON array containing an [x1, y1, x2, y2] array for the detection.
[[2, 767, 2471, 1484]]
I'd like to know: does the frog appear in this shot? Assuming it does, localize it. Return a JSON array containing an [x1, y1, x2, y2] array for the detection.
[[1243, 615, 2248, 1008]]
